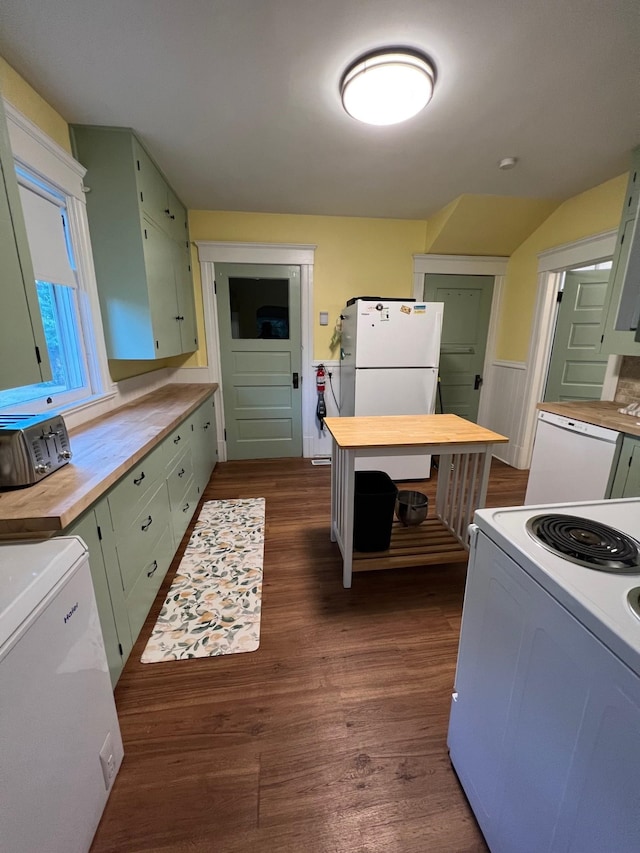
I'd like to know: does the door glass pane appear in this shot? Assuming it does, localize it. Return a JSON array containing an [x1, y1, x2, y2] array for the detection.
[[228, 277, 289, 339]]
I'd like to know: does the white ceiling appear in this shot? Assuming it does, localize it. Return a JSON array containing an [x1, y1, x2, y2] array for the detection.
[[1, 0, 639, 220]]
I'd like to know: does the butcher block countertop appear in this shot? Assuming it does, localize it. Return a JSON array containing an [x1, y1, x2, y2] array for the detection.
[[0, 383, 217, 540], [537, 401, 640, 439], [323, 414, 508, 449]]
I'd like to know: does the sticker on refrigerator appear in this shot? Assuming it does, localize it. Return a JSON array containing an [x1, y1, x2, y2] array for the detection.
[[400, 305, 412, 315], [413, 304, 426, 313]]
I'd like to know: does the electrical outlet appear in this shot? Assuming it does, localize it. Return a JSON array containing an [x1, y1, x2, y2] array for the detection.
[[99, 732, 116, 790]]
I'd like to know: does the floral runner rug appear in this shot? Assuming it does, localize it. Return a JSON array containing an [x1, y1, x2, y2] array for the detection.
[[141, 498, 265, 663]]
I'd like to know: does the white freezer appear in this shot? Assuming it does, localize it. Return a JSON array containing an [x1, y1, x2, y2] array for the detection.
[[0, 537, 123, 853], [341, 299, 443, 368]]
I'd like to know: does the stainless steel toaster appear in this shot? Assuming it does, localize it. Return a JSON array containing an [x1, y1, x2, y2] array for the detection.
[[0, 413, 73, 488]]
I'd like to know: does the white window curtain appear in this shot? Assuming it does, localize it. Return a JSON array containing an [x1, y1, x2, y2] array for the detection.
[[18, 184, 76, 287]]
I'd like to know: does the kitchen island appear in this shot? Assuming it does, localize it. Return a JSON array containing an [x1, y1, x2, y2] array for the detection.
[[324, 414, 508, 588]]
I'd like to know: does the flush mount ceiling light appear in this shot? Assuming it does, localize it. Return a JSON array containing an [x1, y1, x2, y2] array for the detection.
[[341, 48, 435, 126]]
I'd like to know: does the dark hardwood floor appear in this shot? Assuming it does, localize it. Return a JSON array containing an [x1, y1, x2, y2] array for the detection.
[[91, 458, 528, 853]]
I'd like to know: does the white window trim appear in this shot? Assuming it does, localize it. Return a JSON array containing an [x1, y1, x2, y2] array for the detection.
[[195, 241, 316, 460], [3, 99, 114, 414]]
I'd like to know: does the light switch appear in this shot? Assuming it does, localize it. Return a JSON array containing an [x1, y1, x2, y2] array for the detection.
[[319, 311, 329, 326]]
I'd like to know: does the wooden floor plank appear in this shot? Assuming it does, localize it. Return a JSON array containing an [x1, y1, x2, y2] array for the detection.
[[90, 457, 528, 853]]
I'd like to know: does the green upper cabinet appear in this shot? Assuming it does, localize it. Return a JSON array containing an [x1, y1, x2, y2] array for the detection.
[[609, 435, 640, 498], [70, 125, 197, 360], [0, 97, 51, 391], [598, 145, 640, 357]]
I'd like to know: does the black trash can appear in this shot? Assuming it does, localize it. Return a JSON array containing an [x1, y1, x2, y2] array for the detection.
[[353, 470, 398, 552]]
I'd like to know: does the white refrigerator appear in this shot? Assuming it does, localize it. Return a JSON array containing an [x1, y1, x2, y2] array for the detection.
[[340, 297, 444, 480]]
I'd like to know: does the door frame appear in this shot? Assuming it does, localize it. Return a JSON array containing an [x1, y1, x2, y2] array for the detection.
[[412, 254, 508, 427], [196, 241, 315, 461], [520, 229, 620, 468]]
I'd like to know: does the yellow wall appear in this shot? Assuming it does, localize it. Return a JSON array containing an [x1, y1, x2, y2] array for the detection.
[[496, 174, 628, 361], [0, 57, 71, 154], [188, 210, 427, 361], [0, 55, 187, 382], [425, 195, 561, 256]]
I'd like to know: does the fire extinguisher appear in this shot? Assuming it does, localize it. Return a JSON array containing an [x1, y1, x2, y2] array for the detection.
[[316, 364, 327, 430]]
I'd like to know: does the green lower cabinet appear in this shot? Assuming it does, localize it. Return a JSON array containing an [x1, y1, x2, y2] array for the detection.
[[125, 525, 175, 641], [191, 395, 218, 496], [62, 393, 218, 689], [609, 435, 640, 498], [66, 500, 133, 686]]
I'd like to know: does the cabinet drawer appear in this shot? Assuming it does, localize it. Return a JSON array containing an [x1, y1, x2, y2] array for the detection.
[[125, 525, 174, 641], [116, 481, 171, 594], [108, 443, 167, 533], [171, 476, 199, 546], [167, 446, 194, 509], [164, 421, 192, 468]]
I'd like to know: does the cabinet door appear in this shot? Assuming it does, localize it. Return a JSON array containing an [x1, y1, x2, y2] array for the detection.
[[67, 505, 132, 687], [190, 395, 217, 495], [143, 216, 182, 357], [173, 242, 198, 353], [0, 99, 51, 391], [133, 138, 170, 232], [599, 148, 640, 356], [166, 187, 188, 244], [610, 436, 640, 498]]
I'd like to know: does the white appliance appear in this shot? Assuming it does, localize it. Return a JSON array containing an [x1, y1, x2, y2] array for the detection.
[[0, 537, 124, 853], [525, 410, 621, 505], [340, 297, 444, 479], [448, 498, 640, 853]]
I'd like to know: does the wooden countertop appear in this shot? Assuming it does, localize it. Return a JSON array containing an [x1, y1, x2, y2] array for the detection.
[[0, 383, 217, 539], [537, 401, 640, 438], [323, 414, 508, 450]]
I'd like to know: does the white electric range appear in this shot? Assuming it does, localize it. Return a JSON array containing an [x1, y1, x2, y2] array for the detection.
[[448, 497, 640, 853]]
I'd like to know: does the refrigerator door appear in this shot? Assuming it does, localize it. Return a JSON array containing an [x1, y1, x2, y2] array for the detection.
[[353, 300, 443, 368], [353, 367, 438, 479], [353, 367, 438, 416]]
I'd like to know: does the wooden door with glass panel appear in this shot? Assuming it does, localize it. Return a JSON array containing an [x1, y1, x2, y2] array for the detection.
[[215, 263, 302, 459]]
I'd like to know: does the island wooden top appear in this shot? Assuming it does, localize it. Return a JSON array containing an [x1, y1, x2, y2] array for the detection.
[[323, 414, 508, 450], [537, 401, 640, 438], [0, 383, 217, 539]]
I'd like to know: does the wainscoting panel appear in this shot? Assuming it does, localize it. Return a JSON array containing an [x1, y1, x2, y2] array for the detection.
[[479, 361, 528, 468]]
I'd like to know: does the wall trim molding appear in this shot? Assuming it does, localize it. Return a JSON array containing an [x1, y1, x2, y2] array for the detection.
[[537, 229, 617, 272], [196, 241, 316, 460], [195, 241, 316, 265], [519, 229, 620, 468], [412, 254, 509, 276], [493, 359, 526, 370], [3, 98, 86, 199]]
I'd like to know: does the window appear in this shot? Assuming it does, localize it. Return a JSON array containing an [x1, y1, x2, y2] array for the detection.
[[0, 107, 111, 416]]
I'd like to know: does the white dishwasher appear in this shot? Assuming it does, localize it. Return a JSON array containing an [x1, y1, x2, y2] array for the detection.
[[525, 410, 621, 505], [0, 537, 123, 853]]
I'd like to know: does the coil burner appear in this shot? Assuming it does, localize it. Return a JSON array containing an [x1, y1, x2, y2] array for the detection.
[[526, 514, 640, 573]]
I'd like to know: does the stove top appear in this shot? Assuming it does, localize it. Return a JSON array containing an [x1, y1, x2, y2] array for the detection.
[[473, 498, 640, 675], [526, 513, 640, 572]]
